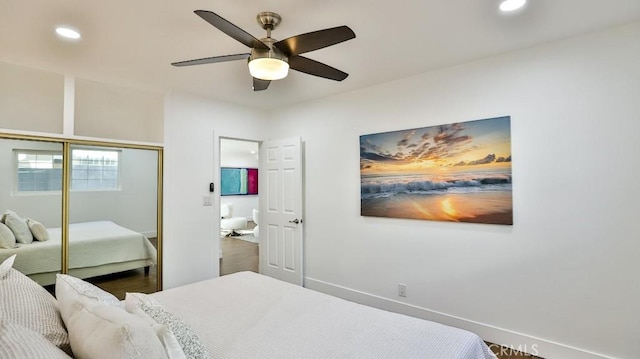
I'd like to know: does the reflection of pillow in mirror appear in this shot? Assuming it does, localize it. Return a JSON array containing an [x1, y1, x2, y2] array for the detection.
[[4, 213, 33, 244], [0, 223, 16, 249], [1, 209, 19, 223], [27, 218, 49, 242], [0, 254, 16, 278]]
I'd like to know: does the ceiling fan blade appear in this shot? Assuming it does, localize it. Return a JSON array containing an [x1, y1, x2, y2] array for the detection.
[[171, 53, 250, 67], [289, 55, 348, 81], [252, 78, 271, 91], [274, 26, 355, 56], [195, 10, 269, 50]]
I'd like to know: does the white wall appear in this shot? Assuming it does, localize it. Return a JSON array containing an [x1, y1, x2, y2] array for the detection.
[[0, 61, 64, 134], [220, 195, 258, 221], [268, 22, 640, 359], [74, 78, 164, 143], [163, 92, 268, 289]]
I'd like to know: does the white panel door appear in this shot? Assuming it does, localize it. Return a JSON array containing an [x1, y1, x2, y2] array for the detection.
[[259, 137, 303, 285]]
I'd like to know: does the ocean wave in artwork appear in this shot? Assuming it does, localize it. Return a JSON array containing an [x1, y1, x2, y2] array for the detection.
[[360, 173, 511, 199]]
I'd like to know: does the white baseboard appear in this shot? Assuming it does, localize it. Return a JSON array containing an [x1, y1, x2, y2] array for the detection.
[[304, 277, 616, 359]]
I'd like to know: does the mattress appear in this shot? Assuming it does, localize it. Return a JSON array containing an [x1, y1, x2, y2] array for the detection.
[[151, 271, 496, 359], [0, 221, 156, 276]]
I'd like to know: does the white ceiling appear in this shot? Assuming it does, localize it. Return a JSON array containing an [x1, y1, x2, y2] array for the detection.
[[220, 138, 259, 159], [1, 0, 639, 111]]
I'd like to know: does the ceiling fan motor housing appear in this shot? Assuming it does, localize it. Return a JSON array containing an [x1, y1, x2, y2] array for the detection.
[[249, 37, 288, 64], [248, 37, 289, 80]]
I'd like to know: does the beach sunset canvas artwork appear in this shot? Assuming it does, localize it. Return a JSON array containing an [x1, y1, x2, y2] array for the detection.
[[360, 116, 512, 225]]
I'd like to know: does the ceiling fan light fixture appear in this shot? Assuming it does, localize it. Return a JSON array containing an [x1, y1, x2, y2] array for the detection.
[[249, 58, 289, 80]]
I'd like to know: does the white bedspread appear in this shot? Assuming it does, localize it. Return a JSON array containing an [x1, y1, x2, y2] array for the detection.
[[0, 221, 156, 275], [151, 272, 496, 359]]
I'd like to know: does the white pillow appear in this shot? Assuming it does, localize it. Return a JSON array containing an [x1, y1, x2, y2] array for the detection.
[[125, 292, 209, 359], [55, 274, 121, 323], [0, 254, 16, 278], [128, 305, 186, 359], [125, 291, 158, 310], [0, 222, 16, 249], [0, 319, 71, 359], [66, 300, 168, 359], [4, 213, 33, 244], [27, 218, 50, 241], [1, 209, 19, 223]]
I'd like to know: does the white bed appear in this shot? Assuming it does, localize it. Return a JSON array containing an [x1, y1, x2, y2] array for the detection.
[[0, 261, 497, 358], [0, 221, 156, 286], [150, 271, 497, 359]]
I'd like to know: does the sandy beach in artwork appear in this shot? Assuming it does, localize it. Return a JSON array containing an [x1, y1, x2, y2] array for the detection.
[[360, 116, 512, 225], [361, 191, 512, 225]]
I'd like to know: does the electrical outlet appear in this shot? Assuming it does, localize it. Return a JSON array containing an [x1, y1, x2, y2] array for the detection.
[[398, 283, 407, 298]]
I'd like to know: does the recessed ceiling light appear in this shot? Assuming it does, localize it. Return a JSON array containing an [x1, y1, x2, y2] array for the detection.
[[499, 0, 527, 12], [55, 26, 81, 40]]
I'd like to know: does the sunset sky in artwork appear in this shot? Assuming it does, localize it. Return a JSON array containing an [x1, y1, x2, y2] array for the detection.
[[360, 116, 511, 175]]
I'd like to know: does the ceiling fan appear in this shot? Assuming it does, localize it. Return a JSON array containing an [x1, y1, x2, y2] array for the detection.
[[171, 10, 356, 91]]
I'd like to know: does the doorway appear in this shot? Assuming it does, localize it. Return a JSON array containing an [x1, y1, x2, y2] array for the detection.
[[219, 138, 260, 276]]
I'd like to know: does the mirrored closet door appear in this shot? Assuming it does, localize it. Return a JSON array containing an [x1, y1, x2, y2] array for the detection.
[[0, 134, 163, 299], [0, 137, 63, 286], [68, 143, 160, 298]]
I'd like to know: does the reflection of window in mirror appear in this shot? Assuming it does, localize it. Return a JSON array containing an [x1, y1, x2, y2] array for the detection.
[[70, 148, 121, 191], [13, 148, 123, 192], [14, 149, 63, 192]]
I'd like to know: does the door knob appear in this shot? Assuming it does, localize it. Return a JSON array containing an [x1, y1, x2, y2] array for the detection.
[[289, 219, 301, 224]]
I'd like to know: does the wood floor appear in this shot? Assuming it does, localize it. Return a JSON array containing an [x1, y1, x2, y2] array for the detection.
[[87, 266, 158, 300], [44, 266, 158, 300], [220, 235, 259, 276]]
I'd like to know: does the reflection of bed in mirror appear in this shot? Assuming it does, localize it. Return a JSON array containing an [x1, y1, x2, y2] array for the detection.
[[0, 221, 157, 286]]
